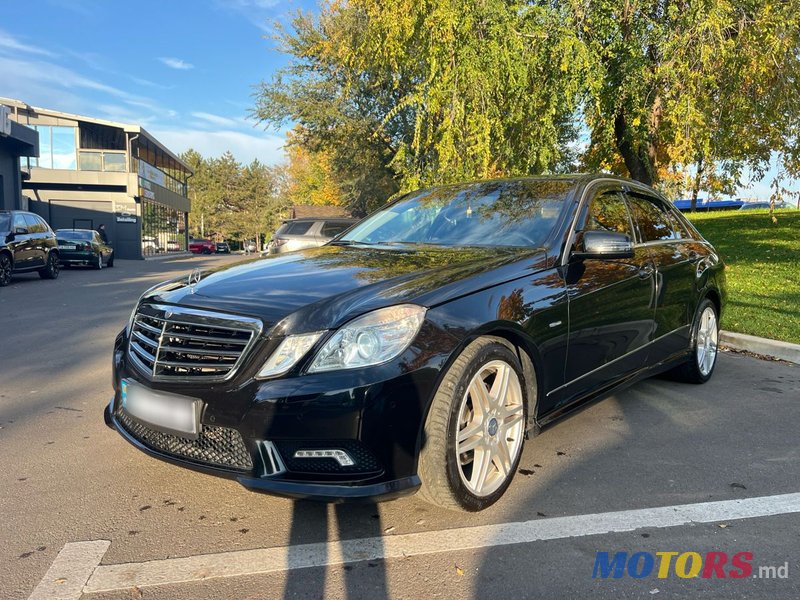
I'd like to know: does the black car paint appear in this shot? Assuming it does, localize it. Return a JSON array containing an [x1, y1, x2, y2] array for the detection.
[[106, 175, 726, 501]]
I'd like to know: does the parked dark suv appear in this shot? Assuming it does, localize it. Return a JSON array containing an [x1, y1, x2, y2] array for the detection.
[[0, 210, 60, 286]]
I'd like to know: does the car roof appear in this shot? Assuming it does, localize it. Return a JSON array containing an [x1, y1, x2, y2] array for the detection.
[[282, 217, 358, 223]]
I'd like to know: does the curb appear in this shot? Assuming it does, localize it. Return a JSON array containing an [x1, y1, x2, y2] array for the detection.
[[143, 252, 193, 261], [720, 330, 800, 365]]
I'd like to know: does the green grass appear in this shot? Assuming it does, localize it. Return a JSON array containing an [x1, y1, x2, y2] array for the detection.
[[687, 209, 800, 344]]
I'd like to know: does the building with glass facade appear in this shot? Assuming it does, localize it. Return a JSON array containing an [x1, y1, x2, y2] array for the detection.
[[0, 97, 192, 259], [0, 104, 39, 211]]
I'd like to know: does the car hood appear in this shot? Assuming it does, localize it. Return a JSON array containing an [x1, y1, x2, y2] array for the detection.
[[143, 245, 549, 334]]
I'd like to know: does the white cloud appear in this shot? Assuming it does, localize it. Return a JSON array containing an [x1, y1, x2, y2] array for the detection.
[[0, 29, 54, 57], [159, 57, 194, 70], [153, 128, 286, 165], [191, 111, 239, 127]]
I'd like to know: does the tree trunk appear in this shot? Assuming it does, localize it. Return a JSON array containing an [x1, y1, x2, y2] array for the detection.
[[614, 112, 655, 186], [690, 154, 705, 212]]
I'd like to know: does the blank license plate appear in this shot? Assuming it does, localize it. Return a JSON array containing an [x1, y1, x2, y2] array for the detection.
[[121, 379, 201, 437], [59, 245, 77, 250]]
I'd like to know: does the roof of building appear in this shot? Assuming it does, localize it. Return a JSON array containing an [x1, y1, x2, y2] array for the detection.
[[290, 205, 352, 219], [0, 97, 191, 173]]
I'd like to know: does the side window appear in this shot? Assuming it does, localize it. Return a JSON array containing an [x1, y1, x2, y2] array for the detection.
[[320, 221, 351, 238], [285, 221, 313, 236], [23, 214, 42, 234], [12, 214, 28, 233], [626, 193, 676, 242], [583, 191, 634, 238], [36, 216, 52, 235]]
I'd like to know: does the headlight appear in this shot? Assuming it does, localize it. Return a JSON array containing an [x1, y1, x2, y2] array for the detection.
[[257, 331, 324, 378], [307, 304, 426, 373]]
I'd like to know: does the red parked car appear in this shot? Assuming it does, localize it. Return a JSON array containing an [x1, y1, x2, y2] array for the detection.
[[189, 238, 216, 254]]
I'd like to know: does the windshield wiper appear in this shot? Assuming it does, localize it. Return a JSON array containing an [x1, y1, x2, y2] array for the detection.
[[328, 239, 370, 246]]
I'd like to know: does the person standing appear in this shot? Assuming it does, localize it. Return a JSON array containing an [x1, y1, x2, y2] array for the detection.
[[96, 223, 109, 244]]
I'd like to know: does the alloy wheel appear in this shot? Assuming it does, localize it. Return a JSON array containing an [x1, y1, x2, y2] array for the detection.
[[455, 359, 525, 497], [696, 306, 718, 376], [0, 255, 11, 286]]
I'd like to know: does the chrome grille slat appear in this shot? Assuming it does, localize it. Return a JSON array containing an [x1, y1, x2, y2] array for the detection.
[[132, 330, 159, 348], [128, 304, 262, 382], [161, 331, 250, 345], [159, 345, 242, 357], [135, 319, 162, 335], [130, 341, 157, 364]]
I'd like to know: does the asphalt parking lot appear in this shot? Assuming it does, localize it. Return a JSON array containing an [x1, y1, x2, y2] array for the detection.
[[1, 255, 799, 599]]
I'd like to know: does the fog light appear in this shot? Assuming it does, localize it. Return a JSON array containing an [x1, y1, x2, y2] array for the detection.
[[293, 449, 355, 467]]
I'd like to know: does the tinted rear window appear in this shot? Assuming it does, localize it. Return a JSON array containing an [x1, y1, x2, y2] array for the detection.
[[57, 229, 93, 240], [283, 221, 314, 236], [0, 214, 9, 232]]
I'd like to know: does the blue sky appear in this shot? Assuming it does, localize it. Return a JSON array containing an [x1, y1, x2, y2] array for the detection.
[[0, 0, 315, 165], [0, 0, 794, 200]]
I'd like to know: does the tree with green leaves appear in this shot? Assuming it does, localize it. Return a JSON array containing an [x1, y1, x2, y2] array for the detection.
[[254, 0, 800, 208]]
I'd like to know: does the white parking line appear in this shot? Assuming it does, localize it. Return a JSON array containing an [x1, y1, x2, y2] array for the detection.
[[30, 492, 800, 597], [27, 540, 110, 600]]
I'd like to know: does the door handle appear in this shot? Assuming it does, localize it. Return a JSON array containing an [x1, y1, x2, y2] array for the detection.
[[638, 265, 655, 279]]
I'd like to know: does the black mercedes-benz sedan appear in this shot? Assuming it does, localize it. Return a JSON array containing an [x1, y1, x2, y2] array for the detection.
[[105, 175, 726, 511]]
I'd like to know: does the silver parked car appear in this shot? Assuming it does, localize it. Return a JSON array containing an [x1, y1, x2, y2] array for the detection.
[[266, 218, 358, 254]]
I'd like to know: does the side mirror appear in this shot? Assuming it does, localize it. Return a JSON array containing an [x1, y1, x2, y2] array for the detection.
[[573, 230, 634, 260]]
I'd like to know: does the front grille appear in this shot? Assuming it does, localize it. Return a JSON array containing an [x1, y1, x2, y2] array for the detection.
[[117, 409, 254, 471], [128, 303, 262, 382]]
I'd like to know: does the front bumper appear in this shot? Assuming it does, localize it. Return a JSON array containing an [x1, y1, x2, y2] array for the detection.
[[104, 403, 420, 501], [107, 324, 456, 501]]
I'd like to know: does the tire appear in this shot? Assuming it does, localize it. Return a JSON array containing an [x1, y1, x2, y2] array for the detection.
[[0, 253, 12, 287], [668, 299, 720, 384], [418, 338, 529, 512], [107, 253, 114, 267], [202, 247, 211, 255], [38, 252, 60, 280], [95, 254, 104, 270]]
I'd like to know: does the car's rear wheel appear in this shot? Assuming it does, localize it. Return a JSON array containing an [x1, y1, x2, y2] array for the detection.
[[39, 252, 60, 279], [202, 247, 211, 255], [669, 299, 719, 384], [0, 253, 12, 286], [418, 338, 528, 511]]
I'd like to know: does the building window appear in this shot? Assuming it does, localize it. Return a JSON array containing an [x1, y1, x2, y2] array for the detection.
[[78, 150, 127, 172], [141, 198, 187, 256], [33, 125, 77, 169], [102, 153, 126, 172], [78, 151, 103, 171]]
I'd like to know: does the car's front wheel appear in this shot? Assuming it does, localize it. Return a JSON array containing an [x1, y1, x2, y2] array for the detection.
[[418, 338, 528, 511], [39, 252, 60, 280]]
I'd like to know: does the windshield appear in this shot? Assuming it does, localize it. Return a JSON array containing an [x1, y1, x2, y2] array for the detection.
[[0, 214, 9, 233], [340, 179, 575, 248], [56, 229, 93, 240]]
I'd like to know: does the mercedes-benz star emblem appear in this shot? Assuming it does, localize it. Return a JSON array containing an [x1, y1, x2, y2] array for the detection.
[[187, 268, 202, 293]]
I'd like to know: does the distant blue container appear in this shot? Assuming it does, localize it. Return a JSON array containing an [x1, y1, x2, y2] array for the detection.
[[671, 198, 744, 212]]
